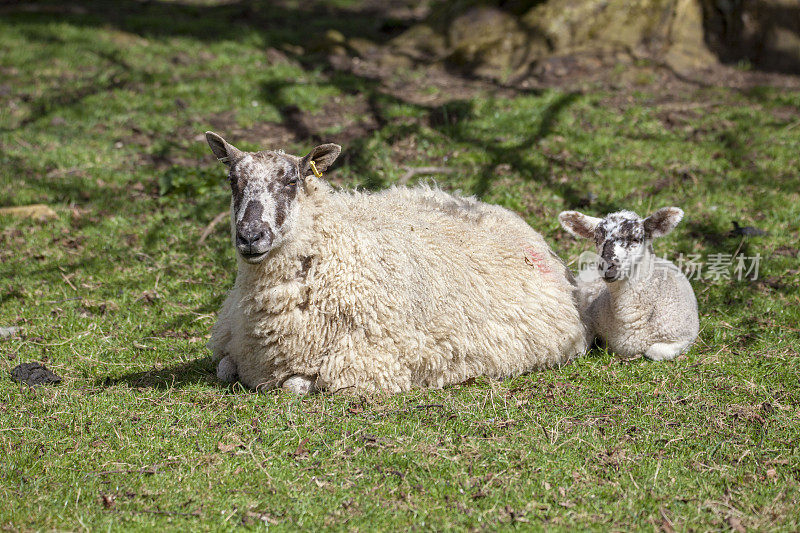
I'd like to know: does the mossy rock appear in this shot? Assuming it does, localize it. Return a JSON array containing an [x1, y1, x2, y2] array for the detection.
[[446, 7, 540, 79], [389, 24, 447, 60], [522, 0, 715, 71], [381, 0, 800, 77], [522, 0, 675, 53]]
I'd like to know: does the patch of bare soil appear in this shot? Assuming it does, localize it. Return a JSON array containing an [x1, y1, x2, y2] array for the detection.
[[132, 111, 299, 171], [331, 42, 800, 114], [329, 53, 518, 108], [137, 23, 800, 176], [206, 111, 298, 148], [312, 97, 381, 145]]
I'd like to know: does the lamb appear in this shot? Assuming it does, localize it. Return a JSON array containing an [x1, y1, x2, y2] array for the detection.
[[204, 131, 589, 394], [558, 208, 699, 361]]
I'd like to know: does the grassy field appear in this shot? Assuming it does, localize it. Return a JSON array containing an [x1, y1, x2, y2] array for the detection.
[[1, 1, 799, 531]]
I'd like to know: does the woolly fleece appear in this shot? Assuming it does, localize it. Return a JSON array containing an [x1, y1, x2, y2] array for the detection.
[[210, 179, 588, 393], [579, 255, 700, 360]]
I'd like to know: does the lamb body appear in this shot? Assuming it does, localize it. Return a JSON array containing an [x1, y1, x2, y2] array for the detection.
[[206, 132, 589, 393], [560, 208, 699, 361], [577, 257, 698, 360]]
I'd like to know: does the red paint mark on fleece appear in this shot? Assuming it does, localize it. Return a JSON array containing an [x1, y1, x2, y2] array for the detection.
[[523, 245, 552, 274]]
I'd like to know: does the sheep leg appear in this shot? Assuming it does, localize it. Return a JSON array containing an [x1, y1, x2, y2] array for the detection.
[[281, 375, 317, 395], [216, 356, 239, 382], [644, 341, 690, 362]]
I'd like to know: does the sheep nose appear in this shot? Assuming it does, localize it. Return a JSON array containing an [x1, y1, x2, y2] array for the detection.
[[236, 230, 265, 249]]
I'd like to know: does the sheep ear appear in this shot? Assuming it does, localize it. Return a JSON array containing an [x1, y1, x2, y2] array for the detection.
[[559, 211, 601, 239], [205, 131, 244, 167], [644, 207, 683, 238], [300, 143, 342, 176]]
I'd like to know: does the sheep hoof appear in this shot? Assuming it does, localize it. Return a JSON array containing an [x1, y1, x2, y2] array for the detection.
[[644, 342, 688, 362], [282, 375, 316, 395], [216, 356, 238, 382]]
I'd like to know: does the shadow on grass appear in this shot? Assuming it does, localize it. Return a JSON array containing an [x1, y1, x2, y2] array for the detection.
[[2, 0, 409, 132], [9, 0, 796, 205], [100, 356, 218, 390], [5, 0, 578, 199]]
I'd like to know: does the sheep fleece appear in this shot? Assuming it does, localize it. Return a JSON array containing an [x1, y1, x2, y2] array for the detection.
[[209, 181, 588, 393]]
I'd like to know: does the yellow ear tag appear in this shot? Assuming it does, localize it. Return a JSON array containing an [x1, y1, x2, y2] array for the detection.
[[310, 160, 323, 178]]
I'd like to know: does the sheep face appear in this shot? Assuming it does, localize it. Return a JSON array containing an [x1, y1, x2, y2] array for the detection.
[[205, 132, 341, 264], [559, 208, 683, 282], [225, 151, 302, 263]]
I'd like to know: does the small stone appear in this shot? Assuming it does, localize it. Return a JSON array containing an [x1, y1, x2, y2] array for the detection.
[[307, 29, 347, 54], [347, 37, 379, 57], [10, 362, 62, 387], [324, 29, 346, 45], [390, 24, 446, 60], [377, 52, 414, 70], [265, 47, 297, 66], [281, 44, 304, 56]]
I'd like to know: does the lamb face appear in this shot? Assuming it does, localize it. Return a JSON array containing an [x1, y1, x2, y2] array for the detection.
[[559, 208, 683, 282], [205, 132, 340, 263], [593, 211, 648, 281]]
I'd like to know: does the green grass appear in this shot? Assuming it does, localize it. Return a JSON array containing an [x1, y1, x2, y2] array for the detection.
[[2, 1, 800, 530]]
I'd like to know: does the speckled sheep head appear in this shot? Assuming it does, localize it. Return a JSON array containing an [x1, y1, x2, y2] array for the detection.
[[559, 207, 683, 282], [205, 131, 341, 263]]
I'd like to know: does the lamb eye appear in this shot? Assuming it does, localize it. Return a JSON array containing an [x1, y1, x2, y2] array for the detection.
[[595, 228, 605, 242], [285, 178, 298, 188]]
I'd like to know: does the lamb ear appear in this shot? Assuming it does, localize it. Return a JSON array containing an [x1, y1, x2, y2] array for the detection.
[[205, 131, 244, 167], [559, 211, 601, 239], [300, 143, 342, 176], [644, 207, 683, 238]]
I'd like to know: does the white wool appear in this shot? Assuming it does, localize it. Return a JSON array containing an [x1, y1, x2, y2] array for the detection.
[[563, 209, 700, 361], [210, 180, 589, 393], [577, 254, 699, 361]]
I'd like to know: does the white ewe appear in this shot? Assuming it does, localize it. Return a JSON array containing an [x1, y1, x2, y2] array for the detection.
[[559, 208, 699, 361], [205, 131, 588, 393]]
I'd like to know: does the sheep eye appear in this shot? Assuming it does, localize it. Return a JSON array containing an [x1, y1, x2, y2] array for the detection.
[[285, 178, 298, 188]]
